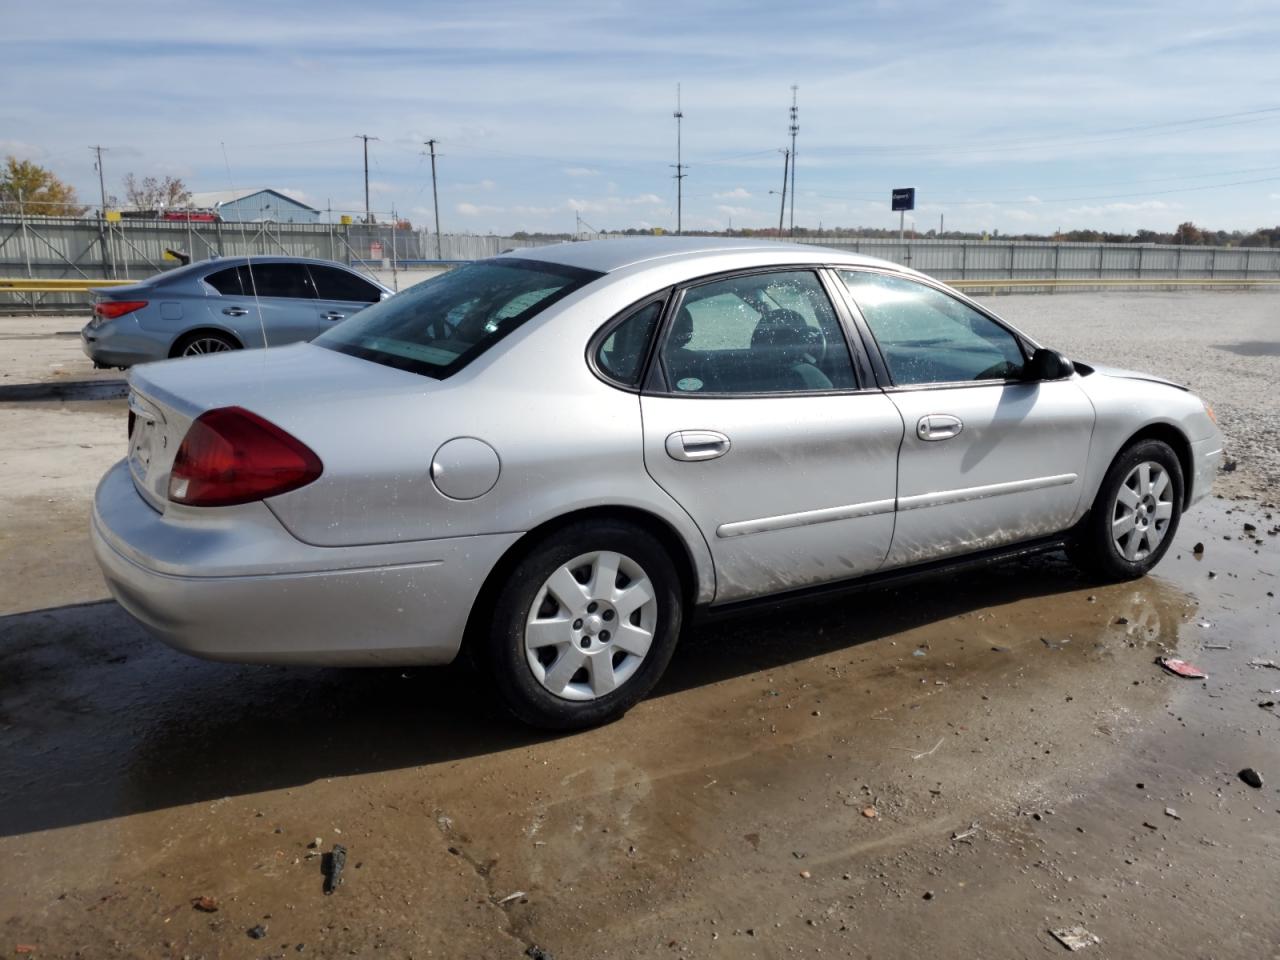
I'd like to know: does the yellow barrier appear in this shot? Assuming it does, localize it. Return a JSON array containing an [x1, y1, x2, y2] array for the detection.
[[0, 278, 138, 293], [949, 278, 1280, 289]]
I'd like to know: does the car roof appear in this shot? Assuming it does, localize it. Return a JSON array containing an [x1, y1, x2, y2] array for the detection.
[[497, 236, 902, 275]]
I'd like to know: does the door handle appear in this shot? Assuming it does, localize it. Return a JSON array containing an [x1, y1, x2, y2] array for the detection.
[[322, 311, 346, 321], [665, 430, 732, 462], [917, 414, 964, 441], [222, 306, 249, 317]]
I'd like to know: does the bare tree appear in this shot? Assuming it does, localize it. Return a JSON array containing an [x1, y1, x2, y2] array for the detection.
[[122, 173, 192, 213]]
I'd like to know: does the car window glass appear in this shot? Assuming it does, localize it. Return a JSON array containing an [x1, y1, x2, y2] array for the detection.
[[839, 271, 1025, 385], [315, 258, 601, 379], [596, 299, 663, 386], [308, 265, 381, 303], [243, 262, 316, 300], [662, 271, 855, 394], [204, 266, 245, 296]]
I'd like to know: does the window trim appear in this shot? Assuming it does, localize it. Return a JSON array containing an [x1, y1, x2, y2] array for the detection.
[[586, 288, 672, 393], [831, 266, 1043, 392], [645, 264, 873, 400]]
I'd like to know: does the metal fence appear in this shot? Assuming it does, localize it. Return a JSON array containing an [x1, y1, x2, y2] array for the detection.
[[3, 215, 1279, 313]]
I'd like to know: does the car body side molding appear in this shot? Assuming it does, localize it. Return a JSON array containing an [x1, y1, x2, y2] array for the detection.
[[897, 473, 1078, 512]]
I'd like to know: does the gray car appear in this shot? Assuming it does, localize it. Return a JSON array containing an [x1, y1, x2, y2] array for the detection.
[[90, 238, 1223, 728], [81, 255, 392, 368]]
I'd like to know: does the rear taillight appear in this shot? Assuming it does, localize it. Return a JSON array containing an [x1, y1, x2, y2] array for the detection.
[[94, 300, 148, 320], [168, 406, 323, 507]]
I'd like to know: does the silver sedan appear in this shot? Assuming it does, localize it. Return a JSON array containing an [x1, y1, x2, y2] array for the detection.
[[91, 238, 1223, 728], [81, 255, 392, 368]]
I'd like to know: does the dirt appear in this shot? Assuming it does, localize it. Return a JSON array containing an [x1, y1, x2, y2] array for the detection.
[[1, 303, 1278, 958]]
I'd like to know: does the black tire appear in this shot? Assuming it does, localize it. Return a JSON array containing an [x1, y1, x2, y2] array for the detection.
[[479, 519, 684, 730], [171, 330, 241, 358], [1068, 439, 1184, 582]]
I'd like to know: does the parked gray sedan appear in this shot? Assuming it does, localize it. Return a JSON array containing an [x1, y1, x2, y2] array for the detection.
[[91, 238, 1223, 728], [81, 256, 392, 368]]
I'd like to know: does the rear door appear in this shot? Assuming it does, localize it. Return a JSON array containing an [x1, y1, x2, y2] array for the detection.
[[306, 263, 384, 331], [202, 261, 322, 346], [836, 269, 1094, 567], [638, 268, 904, 603]]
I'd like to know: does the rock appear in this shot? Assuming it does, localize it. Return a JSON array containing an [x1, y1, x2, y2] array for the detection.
[[1115, 616, 1129, 625], [525, 947, 554, 960], [922, 890, 935, 900], [861, 806, 878, 819], [248, 925, 267, 940], [191, 896, 219, 912], [799, 870, 811, 879], [323, 844, 347, 895], [1239, 768, 1263, 789], [1164, 807, 1181, 820], [1192, 542, 1205, 554]]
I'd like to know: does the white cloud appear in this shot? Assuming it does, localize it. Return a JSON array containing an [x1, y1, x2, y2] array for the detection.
[[457, 178, 497, 192], [564, 167, 601, 177], [456, 201, 503, 216], [714, 187, 752, 200]]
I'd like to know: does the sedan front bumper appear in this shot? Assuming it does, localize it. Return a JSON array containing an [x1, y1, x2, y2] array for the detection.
[[91, 459, 520, 666]]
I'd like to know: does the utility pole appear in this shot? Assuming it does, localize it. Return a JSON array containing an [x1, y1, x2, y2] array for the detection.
[[89, 145, 110, 277], [671, 84, 686, 235], [355, 134, 379, 223], [777, 149, 790, 236], [940, 213, 944, 236], [788, 85, 798, 235], [424, 139, 442, 259]]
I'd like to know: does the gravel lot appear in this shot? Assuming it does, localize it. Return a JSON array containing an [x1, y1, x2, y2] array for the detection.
[[980, 290, 1280, 499]]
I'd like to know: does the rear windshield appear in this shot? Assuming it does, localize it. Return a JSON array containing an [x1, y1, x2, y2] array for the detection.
[[314, 258, 602, 378]]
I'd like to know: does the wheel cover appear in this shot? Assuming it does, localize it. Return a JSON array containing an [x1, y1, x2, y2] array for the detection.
[[524, 550, 658, 702], [182, 337, 232, 356], [1111, 460, 1174, 562]]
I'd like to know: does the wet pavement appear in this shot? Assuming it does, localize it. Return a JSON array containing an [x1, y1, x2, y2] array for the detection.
[[1, 310, 1279, 958]]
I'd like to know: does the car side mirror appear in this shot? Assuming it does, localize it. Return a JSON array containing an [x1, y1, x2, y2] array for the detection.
[[1024, 347, 1073, 381]]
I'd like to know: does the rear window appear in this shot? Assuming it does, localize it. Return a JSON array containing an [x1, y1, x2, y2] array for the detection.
[[204, 262, 317, 299], [315, 258, 602, 378], [309, 264, 383, 303]]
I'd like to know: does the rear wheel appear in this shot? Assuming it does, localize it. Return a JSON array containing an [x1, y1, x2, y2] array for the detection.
[[480, 520, 683, 729], [1069, 439, 1183, 581], [173, 331, 240, 358]]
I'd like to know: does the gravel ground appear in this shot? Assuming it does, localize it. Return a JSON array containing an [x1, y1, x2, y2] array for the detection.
[[979, 290, 1280, 500]]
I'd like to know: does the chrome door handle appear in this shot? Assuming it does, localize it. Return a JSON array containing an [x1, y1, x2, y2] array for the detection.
[[665, 430, 732, 462], [222, 306, 249, 317], [917, 414, 963, 441], [322, 311, 346, 321]]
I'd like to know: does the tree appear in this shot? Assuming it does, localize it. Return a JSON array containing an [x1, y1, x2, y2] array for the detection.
[[122, 173, 191, 212], [1172, 221, 1204, 246], [0, 156, 88, 216]]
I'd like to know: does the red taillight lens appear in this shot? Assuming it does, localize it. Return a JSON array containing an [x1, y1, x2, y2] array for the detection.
[[168, 406, 323, 507], [94, 300, 148, 320]]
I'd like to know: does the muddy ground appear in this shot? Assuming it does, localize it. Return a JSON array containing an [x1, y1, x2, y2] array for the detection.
[[1, 295, 1278, 959]]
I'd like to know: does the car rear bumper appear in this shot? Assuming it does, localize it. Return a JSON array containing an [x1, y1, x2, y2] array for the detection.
[[81, 325, 159, 368], [1188, 434, 1222, 507], [91, 459, 520, 666]]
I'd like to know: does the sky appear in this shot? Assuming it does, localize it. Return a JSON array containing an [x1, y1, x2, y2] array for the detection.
[[4, 0, 1280, 236]]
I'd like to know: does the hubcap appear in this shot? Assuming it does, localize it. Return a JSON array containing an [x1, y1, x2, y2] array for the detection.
[[1111, 461, 1174, 562], [525, 550, 657, 702], [182, 337, 231, 356]]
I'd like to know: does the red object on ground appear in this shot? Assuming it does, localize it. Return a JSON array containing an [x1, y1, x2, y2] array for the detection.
[[1156, 657, 1207, 679]]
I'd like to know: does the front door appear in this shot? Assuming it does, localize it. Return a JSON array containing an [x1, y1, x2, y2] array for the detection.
[[836, 269, 1095, 567], [639, 269, 904, 603]]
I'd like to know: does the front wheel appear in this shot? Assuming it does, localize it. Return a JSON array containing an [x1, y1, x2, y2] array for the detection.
[[480, 520, 684, 729], [1068, 439, 1184, 581]]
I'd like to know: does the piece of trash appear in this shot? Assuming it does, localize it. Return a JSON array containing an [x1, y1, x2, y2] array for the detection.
[[1259, 701, 1276, 709], [1203, 644, 1231, 650], [1164, 807, 1181, 820], [1155, 657, 1207, 679], [191, 896, 219, 912], [1114, 616, 1129, 625], [497, 891, 528, 905], [525, 946, 554, 960], [1249, 659, 1280, 670], [1041, 636, 1069, 650], [1192, 542, 1205, 554], [912, 649, 927, 657], [861, 806, 878, 819], [951, 822, 980, 842], [1239, 768, 1264, 789], [913, 738, 945, 760], [323, 844, 347, 895], [1050, 926, 1100, 951], [308, 837, 323, 849], [248, 925, 267, 940]]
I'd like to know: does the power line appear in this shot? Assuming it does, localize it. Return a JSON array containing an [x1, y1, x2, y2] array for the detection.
[[672, 83, 686, 235]]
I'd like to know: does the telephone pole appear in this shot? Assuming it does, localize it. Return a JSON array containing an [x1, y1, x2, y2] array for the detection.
[[777, 149, 790, 236], [89, 145, 108, 214], [424, 139, 442, 259], [788, 85, 798, 235], [89, 145, 110, 277], [355, 134, 379, 223], [671, 84, 686, 235]]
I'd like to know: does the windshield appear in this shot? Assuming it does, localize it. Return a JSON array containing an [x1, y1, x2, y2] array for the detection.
[[315, 257, 602, 378]]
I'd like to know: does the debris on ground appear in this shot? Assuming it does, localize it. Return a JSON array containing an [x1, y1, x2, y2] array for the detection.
[[247, 925, 267, 940], [799, 870, 811, 879], [525, 946, 554, 960], [1164, 807, 1181, 820], [1050, 925, 1101, 951], [497, 891, 528, 905], [1192, 542, 1205, 554], [951, 822, 980, 843], [913, 738, 945, 760], [323, 844, 347, 895], [15, 947, 36, 956], [922, 890, 935, 900], [191, 896, 219, 912], [1155, 657, 1207, 679], [1114, 616, 1129, 625], [1249, 659, 1280, 670], [1239, 768, 1264, 789], [861, 806, 878, 819]]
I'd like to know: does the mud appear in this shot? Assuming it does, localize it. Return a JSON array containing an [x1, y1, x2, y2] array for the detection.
[[1, 308, 1278, 958]]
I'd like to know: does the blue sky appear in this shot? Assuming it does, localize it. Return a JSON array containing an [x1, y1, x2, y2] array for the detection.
[[5, 0, 1280, 235]]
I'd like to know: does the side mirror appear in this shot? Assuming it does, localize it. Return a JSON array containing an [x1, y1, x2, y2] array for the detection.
[[1024, 347, 1073, 381]]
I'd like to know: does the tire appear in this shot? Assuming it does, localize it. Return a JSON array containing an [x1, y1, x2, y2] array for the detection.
[[1068, 439, 1184, 582], [479, 519, 684, 730], [172, 330, 240, 358]]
